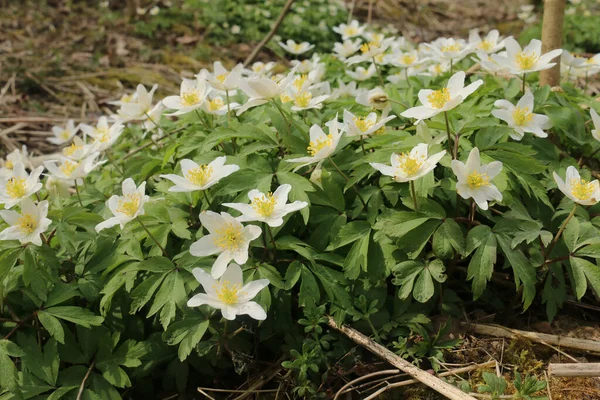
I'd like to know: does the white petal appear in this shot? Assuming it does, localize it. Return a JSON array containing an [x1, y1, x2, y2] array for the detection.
[[235, 301, 267, 320]]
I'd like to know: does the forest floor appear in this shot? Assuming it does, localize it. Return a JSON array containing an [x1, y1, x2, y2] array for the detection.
[[1, 1, 600, 399]]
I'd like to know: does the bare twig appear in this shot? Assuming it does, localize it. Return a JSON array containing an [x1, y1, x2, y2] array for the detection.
[[549, 363, 600, 377], [76, 359, 95, 400]]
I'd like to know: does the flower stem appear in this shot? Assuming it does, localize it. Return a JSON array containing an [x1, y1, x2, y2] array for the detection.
[[328, 157, 367, 208], [469, 199, 476, 223], [410, 180, 418, 211], [201, 190, 213, 210], [450, 59, 454, 75], [136, 217, 167, 257], [522, 73, 527, 94], [404, 67, 411, 88], [544, 204, 577, 261], [360, 136, 366, 155], [226, 91, 237, 154], [366, 315, 381, 341], [104, 150, 123, 174], [145, 112, 175, 144], [74, 181, 84, 208], [444, 111, 454, 159], [266, 224, 277, 253], [372, 57, 385, 87]]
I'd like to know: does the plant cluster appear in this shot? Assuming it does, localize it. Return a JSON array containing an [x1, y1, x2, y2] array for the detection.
[[0, 16, 598, 399]]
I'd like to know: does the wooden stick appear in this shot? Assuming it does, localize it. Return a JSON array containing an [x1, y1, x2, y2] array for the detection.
[[539, 0, 566, 87], [243, 0, 295, 67], [327, 317, 477, 400], [549, 363, 600, 377], [466, 323, 600, 355], [363, 361, 496, 400]]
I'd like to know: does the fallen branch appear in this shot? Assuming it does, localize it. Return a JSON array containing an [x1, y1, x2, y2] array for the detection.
[[465, 323, 600, 355], [243, 0, 295, 67], [327, 317, 477, 400], [549, 363, 600, 377]]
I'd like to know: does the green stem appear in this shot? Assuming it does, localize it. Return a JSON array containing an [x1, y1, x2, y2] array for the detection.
[[372, 57, 385, 87], [136, 217, 167, 257], [544, 204, 577, 261], [195, 110, 210, 130], [201, 190, 213, 210], [266, 224, 277, 253], [405, 67, 411, 88], [145, 112, 175, 144], [450, 59, 453, 75], [328, 157, 367, 208], [360, 136, 366, 155], [444, 112, 454, 159], [104, 150, 123, 174], [366, 316, 381, 341], [522, 73, 527, 94], [74, 181, 84, 208], [410, 180, 418, 211]]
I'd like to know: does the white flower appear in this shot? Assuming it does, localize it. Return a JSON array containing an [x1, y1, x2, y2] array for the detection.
[[0, 146, 29, 178], [355, 87, 389, 110], [290, 90, 329, 111], [473, 50, 507, 74], [43, 153, 105, 184], [427, 61, 451, 77], [187, 263, 269, 320], [80, 116, 124, 151], [332, 20, 365, 40], [231, 25, 241, 34], [204, 62, 243, 91], [425, 37, 472, 62], [330, 80, 359, 100], [343, 109, 396, 137], [384, 50, 428, 68], [95, 179, 150, 232], [290, 54, 323, 74], [491, 90, 552, 140], [346, 64, 377, 81], [149, 6, 160, 15], [278, 40, 314, 55], [451, 148, 502, 210], [163, 77, 211, 116], [108, 92, 136, 107], [553, 166, 600, 206], [0, 198, 51, 246], [333, 39, 362, 60], [561, 50, 588, 69], [61, 136, 98, 161], [237, 70, 296, 115], [142, 102, 166, 133], [370, 143, 445, 182], [491, 38, 563, 75], [468, 29, 506, 54], [0, 163, 44, 209], [49, 120, 79, 145], [117, 84, 159, 121], [244, 61, 276, 77], [201, 94, 240, 115], [190, 211, 262, 278], [401, 71, 484, 124], [223, 184, 308, 227], [287, 118, 344, 169], [45, 176, 71, 198], [160, 157, 239, 192], [346, 38, 393, 65], [590, 108, 600, 142]]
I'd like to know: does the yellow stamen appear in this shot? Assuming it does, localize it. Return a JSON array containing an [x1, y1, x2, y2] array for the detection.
[[353, 116, 375, 133], [63, 143, 83, 157], [512, 107, 533, 126], [59, 160, 78, 177], [6, 178, 27, 199], [293, 75, 308, 90], [213, 223, 244, 252], [280, 93, 292, 103], [402, 54, 416, 65], [570, 178, 596, 200], [427, 88, 451, 109], [360, 41, 379, 54], [294, 91, 312, 108], [95, 127, 110, 143], [216, 73, 228, 83], [292, 43, 304, 52], [441, 43, 461, 52], [251, 193, 276, 217], [516, 51, 538, 70], [5, 160, 13, 169], [60, 130, 71, 140], [396, 153, 425, 176], [213, 280, 243, 305], [120, 94, 133, 103], [186, 165, 213, 187], [18, 213, 37, 234], [181, 91, 200, 107], [208, 98, 224, 111], [479, 40, 493, 52], [116, 193, 141, 217], [307, 135, 333, 156], [467, 171, 490, 189], [343, 26, 358, 36]]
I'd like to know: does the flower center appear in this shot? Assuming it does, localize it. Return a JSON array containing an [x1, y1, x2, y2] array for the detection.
[[280, 93, 292, 103], [18, 213, 37, 234], [512, 107, 533, 126], [467, 171, 490, 189], [186, 165, 213, 186], [5, 160, 13, 169], [251, 193, 276, 217], [294, 91, 312, 108], [516, 51, 538, 70], [479, 40, 493, 52], [63, 143, 83, 157], [116, 193, 141, 217], [213, 280, 242, 305], [293, 75, 308, 90], [344, 26, 358, 36], [307, 134, 333, 156], [60, 130, 71, 140], [208, 98, 224, 111], [427, 88, 451, 109], [96, 127, 110, 143], [441, 43, 461, 52], [353, 116, 375, 133], [213, 223, 244, 252], [6, 178, 27, 199], [402, 54, 416, 65], [59, 160, 78, 177], [396, 153, 425, 176], [121, 94, 133, 103], [252, 63, 264, 73], [292, 43, 304, 52], [360, 41, 379, 54], [182, 91, 200, 107], [216, 73, 228, 83], [570, 178, 595, 200]]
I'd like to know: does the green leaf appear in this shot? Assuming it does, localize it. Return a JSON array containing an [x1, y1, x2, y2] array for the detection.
[[497, 235, 537, 310], [343, 231, 370, 279], [563, 217, 579, 253], [467, 230, 496, 300], [163, 319, 210, 361], [44, 306, 104, 328], [570, 256, 600, 300], [299, 265, 319, 308], [38, 311, 65, 344], [433, 219, 465, 259], [327, 221, 371, 250]]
